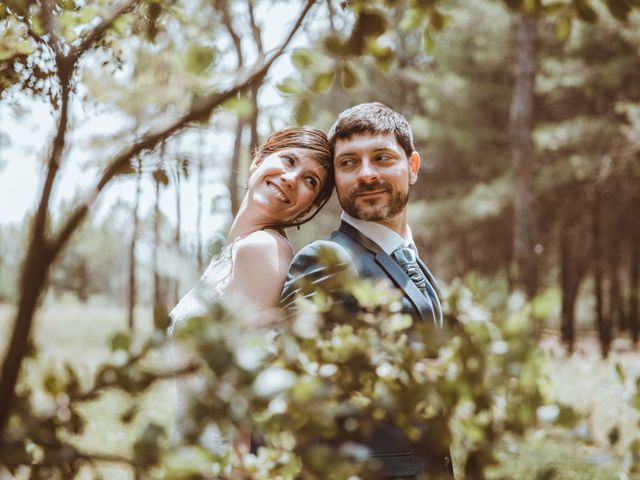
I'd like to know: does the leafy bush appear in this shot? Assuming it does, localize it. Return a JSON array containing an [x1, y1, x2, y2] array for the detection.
[[1, 248, 576, 479]]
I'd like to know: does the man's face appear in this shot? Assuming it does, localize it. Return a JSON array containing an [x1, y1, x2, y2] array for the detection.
[[333, 132, 420, 223]]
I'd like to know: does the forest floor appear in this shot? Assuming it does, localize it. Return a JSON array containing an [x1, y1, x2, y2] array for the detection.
[[0, 299, 639, 480]]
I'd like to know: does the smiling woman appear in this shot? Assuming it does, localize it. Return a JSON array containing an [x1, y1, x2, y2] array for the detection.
[[167, 127, 333, 463], [170, 126, 333, 327]]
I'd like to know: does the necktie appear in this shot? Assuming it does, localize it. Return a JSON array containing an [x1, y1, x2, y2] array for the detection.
[[392, 247, 431, 299]]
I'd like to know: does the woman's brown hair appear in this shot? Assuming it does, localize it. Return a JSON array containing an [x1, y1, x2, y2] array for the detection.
[[252, 126, 334, 228]]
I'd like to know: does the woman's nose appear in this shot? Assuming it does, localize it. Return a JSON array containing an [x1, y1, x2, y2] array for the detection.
[[280, 170, 298, 189]]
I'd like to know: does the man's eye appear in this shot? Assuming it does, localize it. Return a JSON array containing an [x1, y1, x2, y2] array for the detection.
[[340, 159, 355, 167], [376, 154, 391, 162]]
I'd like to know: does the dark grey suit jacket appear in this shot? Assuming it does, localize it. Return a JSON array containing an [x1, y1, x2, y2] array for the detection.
[[281, 221, 453, 479]]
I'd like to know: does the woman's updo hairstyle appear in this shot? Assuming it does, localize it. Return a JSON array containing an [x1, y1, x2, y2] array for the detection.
[[252, 127, 334, 228]]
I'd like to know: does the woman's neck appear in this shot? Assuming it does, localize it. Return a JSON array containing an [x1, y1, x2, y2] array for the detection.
[[227, 198, 283, 242]]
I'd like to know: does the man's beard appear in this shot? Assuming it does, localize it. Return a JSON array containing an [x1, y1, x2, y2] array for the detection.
[[339, 180, 409, 222]]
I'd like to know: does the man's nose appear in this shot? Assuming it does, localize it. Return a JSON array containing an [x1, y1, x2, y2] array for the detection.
[[356, 158, 378, 182]]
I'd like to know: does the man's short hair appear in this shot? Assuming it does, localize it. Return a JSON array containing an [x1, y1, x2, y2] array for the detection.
[[327, 102, 415, 157]]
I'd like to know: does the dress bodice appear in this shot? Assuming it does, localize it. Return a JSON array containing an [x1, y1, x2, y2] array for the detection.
[[168, 243, 235, 334]]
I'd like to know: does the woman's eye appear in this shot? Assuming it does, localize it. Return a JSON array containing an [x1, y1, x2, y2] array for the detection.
[[284, 155, 295, 166], [305, 176, 318, 188]]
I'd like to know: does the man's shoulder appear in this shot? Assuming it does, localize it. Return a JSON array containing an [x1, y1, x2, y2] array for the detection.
[[292, 237, 353, 267]]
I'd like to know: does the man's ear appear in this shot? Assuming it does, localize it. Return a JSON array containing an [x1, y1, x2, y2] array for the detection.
[[408, 151, 420, 185]]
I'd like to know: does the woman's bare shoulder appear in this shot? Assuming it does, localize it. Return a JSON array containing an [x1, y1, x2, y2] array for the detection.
[[234, 230, 293, 259], [232, 230, 293, 275]]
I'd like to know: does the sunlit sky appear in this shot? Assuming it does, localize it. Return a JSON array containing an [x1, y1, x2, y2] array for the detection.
[[0, 2, 312, 250]]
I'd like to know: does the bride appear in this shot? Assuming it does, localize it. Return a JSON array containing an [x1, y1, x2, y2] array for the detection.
[[170, 126, 333, 326], [168, 126, 333, 463]]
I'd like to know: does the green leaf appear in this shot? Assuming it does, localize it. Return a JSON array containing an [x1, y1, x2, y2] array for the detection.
[[0, 40, 34, 60], [43, 371, 64, 396], [573, 0, 598, 23], [222, 96, 254, 119], [311, 70, 335, 93], [110, 331, 132, 352], [523, 0, 542, 13], [605, 0, 632, 22], [542, 1, 566, 13], [429, 9, 446, 32], [556, 14, 572, 40], [422, 27, 435, 54], [291, 48, 316, 71], [615, 362, 626, 383], [340, 62, 358, 90], [133, 423, 165, 467], [399, 8, 424, 31], [358, 10, 387, 38], [111, 13, 133, 37], [77, 5, 98, 23], [366, 39, 394, 63], [276, 78, 302, 95], [555, 404, 580, 428], [323, 36, 347, 56], [152, 168, 169, 186], [295, 98, 312, 126], [120, 405, 139, 424], [183, 43, 215, 75]]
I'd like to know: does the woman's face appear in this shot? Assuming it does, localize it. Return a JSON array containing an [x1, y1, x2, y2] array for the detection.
[[247, 148, 328, 224]]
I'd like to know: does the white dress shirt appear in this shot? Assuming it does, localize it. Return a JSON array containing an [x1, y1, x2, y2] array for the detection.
[[340, 211, 415, 255]]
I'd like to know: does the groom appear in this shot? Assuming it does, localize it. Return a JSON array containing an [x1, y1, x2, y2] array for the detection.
[[281, 103, 453, 479]]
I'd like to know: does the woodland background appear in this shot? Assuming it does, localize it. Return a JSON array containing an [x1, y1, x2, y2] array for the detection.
[[1, 0, 640, 478]]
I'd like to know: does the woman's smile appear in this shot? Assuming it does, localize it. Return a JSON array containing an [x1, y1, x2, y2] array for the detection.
[[266, 180, 290, 203]]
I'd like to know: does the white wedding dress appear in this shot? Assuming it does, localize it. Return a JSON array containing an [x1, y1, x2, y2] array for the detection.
[[168, 231, 290, 458], [168, 243, 236, 455]]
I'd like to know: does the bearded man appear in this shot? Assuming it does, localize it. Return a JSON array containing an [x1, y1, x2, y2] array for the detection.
[[282, 102, 453, 479]]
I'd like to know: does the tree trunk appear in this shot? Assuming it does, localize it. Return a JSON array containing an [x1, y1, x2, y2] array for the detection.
[[592, 197, 610, 358], [509, 13, 538, 300], [174, 163, 181, 306], [127, 157, 142, 330], [608, 243, 625, 333], [153, 146, 164, 309], [249, 75, 263, 156], [459, 230, 472, 277], [560, 221, 576, 352], [196, 132, 205, 271], [0, 240, 50, 436], [630, 235, 639, 344], [229, 119, 244, 216]]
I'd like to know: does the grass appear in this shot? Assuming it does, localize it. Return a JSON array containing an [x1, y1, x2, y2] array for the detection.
[[1, 300, 639, 479]]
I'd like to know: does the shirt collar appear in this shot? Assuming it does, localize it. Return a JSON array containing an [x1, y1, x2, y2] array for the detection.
[[341, 211, 414, 255]]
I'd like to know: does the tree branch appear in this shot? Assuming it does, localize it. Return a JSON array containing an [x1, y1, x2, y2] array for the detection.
[[247, 0, 264, 57], [0, 0, 315, 447], [71, 0, 141, 61], [49, 0, 316, 257], [219, 0, 244, 67], [37, 0, 64, 56], [71, 364, 198, 403]]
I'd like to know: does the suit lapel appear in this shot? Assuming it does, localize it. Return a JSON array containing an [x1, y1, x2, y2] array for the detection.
[[417, 257, 443, 328], [338, 222, 434, 324]]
